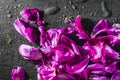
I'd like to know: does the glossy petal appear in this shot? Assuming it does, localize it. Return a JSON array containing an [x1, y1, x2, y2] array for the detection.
[[14, 19, 39, 42], [65, 56, 89, 74], [87, 63, 105, 75], [20, 8, 40, 23], [37, 65, 56, 80], [19, 44, 43, 60], [53, 73, 76, 80], [59, 35, 81, 56], [103, 44, 120, 60], [11, 67, 26, 80], [75, 15, 83, 32]]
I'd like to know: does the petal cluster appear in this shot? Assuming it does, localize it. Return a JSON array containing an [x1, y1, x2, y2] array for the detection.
[[12, 8, 120, 80]]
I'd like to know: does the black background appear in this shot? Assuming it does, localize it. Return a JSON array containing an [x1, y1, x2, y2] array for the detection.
[[0, 0, 120, 80]]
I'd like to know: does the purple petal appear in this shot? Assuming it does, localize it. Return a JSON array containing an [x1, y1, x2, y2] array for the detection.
[[20, 8, 40, 23], [11, 67, 26, 80], [14, 19, 39, 42], [37, 65, 56, 80], [105, 62, 117, 73], [89, 76, 110, 80], [75, 15, 84, 32], [83, 41, 104, 62], [65, 56, 89, 74], [103, 44, 120, 60], [13, 19, 27, 36], [87, 63, 105, 75], [53, 73, 76, 80], [53, 44, 75, 63], [111, 70, 120, 80], [91, 19, 112, 36], [60, 35, 81, 56], [19, 44, 43, 60]]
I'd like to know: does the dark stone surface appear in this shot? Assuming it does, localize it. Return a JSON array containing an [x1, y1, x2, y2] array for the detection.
[[0, 0, 120, 80]]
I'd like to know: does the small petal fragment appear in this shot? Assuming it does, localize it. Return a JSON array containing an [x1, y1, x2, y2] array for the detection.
[[20, 8, 40, 23], [11, 67, 26, 80]]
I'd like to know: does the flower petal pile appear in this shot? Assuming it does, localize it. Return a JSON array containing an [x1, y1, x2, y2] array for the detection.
[[12, 8, 120, 80]]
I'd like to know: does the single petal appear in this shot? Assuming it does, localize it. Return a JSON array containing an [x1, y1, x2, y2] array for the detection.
[[79, 69, 88, 80], [75, 15, 83, 32], [111, 70, 120, 80], [25, 27, 39, 42], [13, 19, 27, 36], [11, 67, 26, 80], [19, 44, 43, 60], [91, 19, 111, 37], [87, 63, 105, 75], [103, 44, 120, 60], [20, 8, 40, 23], [14, 19, 39, 42]]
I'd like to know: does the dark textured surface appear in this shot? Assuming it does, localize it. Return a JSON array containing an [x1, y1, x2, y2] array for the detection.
[[0, 0, 120, 80]]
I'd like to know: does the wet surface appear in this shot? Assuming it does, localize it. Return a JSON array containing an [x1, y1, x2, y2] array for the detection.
[[0, 0, 120, 80]]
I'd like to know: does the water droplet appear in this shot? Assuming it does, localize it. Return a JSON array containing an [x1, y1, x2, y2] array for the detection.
[[7, 14, 12, 18]]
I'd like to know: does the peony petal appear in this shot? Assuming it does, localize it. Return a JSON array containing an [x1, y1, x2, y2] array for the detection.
[[13, 19, 39, 42], [20, 8, 40, 23], [19, 44, 43, 60]]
